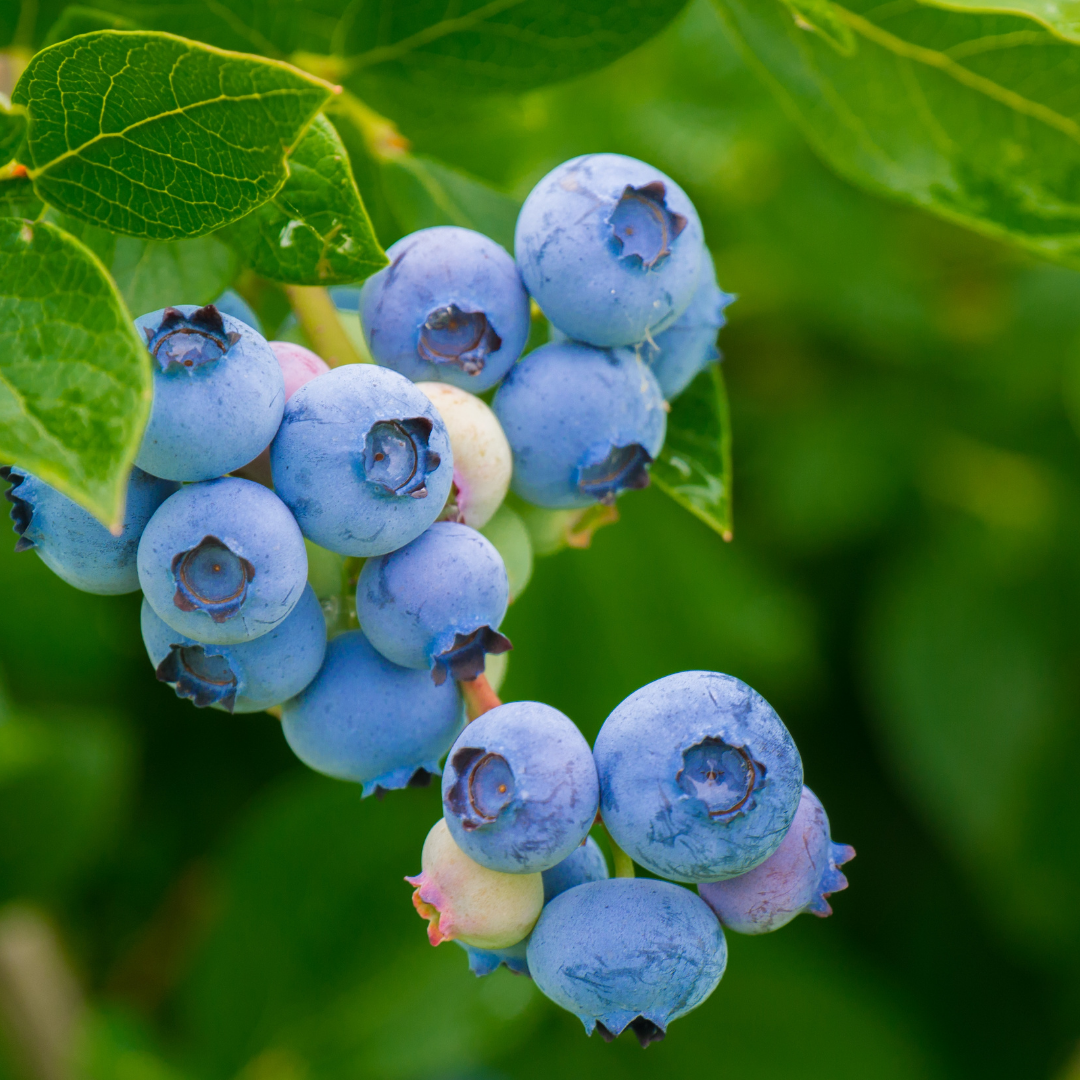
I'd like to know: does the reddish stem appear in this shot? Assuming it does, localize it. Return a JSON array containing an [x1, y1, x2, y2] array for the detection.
[[460, 673, 501, 722]]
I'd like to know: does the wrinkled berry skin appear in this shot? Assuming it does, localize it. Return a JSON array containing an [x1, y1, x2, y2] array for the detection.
[[282, 630, 464, 796], [1, 466, 177, 594], [594, 672, 803, 884], [361, 227, 530, 392], [699, 786, 855, 933], [140, 584, 326, 714], [270, 364, 453, 557], [137, 478, 307, 645], [442, 701, 599, 874], [620, 250, 735, 400], [515, 154, 704, 348], [134, 305, 285, 482], [357, 522, 510, 684], [528, 878, 727, 1045], [492, 342, 666, 509], [407, 819, 543, 950], [459, 835, 610, 977]]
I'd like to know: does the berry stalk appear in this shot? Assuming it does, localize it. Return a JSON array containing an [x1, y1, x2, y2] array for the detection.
[[598, 820, 636, 878], [284, 285, 366, 368], [460, 673, 501, 722]]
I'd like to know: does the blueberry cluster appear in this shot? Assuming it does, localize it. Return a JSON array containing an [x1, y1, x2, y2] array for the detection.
[[2, 153, 847, 1045], [410, 673, 853, 1046]]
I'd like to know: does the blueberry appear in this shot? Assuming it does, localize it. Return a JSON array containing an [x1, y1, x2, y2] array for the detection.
[[464, 836, 610, 974], [406, 818, 543, 949], [137, 477, 307, 645], [360, 227, 530, 392], [416, 382, 512, 529], [593, 671, 804, 883], [140, 583, 326, 713], [515, 154, 704, 348], [541, 835, 609, 904], [698, 786, 855, 933], [211, 289, 263, 334], [441, 701, 599, 874], [458, 835, 610, 978], [492, 342, 666, 509], [357, 521, 511, 684], [270, 341, 330, 400], [1, 466, 177, 594], [619, 249, 735, 400], [281, 630, 464, 796], [270, 364, 453, 557], [527, 878, 727, 1045], [134, 304, 285, 482]]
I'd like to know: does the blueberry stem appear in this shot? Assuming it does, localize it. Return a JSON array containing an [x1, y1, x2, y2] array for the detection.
[[284, 285, 367, 369], [460, 673, 501, 723], [598, 819, 636, 878]]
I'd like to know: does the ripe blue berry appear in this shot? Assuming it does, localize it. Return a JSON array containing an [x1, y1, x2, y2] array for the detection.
[[137, 477, 307, 645], [492, 342, 666, 509], [458, 835, 610, 977], [622, 250, 735, 400], [357, 521, 511, 684], [282, 630, 464, 796], [360, 227, 530, 392], [134, 304, 285, 482], [527, 878, 727, 1045], [1, 466, 177, 594], [594, 671, 803, 883], [270, 364, 453, 557], [141, 583, 326, 713], [515, 154, 704, 348], [441, 701, 599, 874], [698, 786, 855, 933]]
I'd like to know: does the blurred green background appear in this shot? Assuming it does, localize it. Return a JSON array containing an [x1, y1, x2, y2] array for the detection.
[[3, 1, 1080, 1076]]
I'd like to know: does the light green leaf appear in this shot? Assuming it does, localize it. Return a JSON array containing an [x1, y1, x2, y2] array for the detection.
[[228, 114, 386, 286], [49, 211, 238, 314], [651, 362, 733, 540], [714, 0, 1080, 266], [918, 0, 1080, 44], [11, 30, 334, 239], [0, 218, 151, 527]]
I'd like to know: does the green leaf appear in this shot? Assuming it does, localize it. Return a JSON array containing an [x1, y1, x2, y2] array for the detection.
[[651, 362, 733, 540], [89, 1, 692, 95], [11, 30, 334, 239], [0, 218, 151, 527], [228, 114, 386, 286], [0, 176, 42, 219], [918, 0, 1080, 45], [0, 101, 25, 166], [50, 211, 238, 314], [713, 0, 1080, 266]]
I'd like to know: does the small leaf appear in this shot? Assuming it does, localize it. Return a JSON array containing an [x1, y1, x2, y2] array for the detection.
[[651, 362, 733, 540], [0, 218, 151, 527], [713, 0, 1080, 266], [228, 114, 386, 286], [0, 175, 42, 219], [12, 31, 334, 239], [918, 0, 1080, 45]]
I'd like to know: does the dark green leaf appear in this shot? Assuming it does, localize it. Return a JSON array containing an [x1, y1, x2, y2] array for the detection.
[[0, 218, 151, 527], [12, 31, 334, 239], [0, 101, 25, 166], [714, 0, 1080, 266], [651, 361, 733, 540], [919, 0, 1080, 44], [42, 5, 138, 47], [0, 176, 42, 219], [90, 1, 692, 94], [228, 114, 386, 286]]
